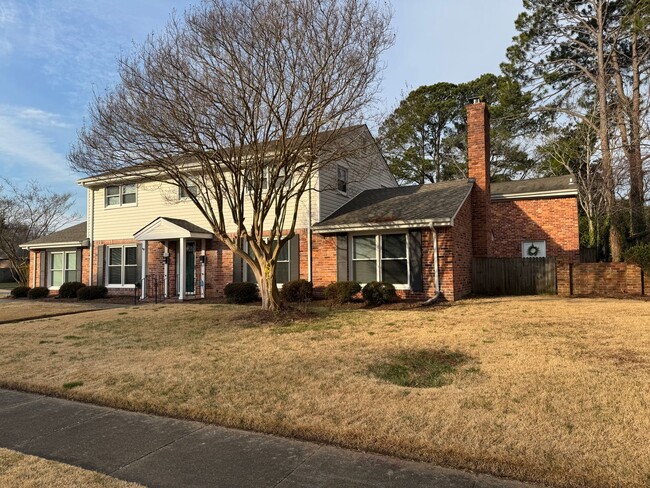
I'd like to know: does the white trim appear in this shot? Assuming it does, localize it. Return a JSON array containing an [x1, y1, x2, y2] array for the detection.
[[163, 240, 169, 298], [314, 219, 451, 234], [20, 241, 85, 250], [179, 237, 186, 301], [134, 217, 212, 241], [200, 239, 206, 299]]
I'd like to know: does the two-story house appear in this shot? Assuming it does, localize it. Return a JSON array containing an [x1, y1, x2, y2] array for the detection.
[[22, 100, 580, 301]]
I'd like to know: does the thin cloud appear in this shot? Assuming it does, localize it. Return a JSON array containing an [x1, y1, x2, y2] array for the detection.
[[16, 107, 71, 128]]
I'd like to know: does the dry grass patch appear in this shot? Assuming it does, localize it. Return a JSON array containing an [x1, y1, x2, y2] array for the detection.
[[0, 300, 100, 323], [0, 297, 649, 488], [0, 448, 142, 487]]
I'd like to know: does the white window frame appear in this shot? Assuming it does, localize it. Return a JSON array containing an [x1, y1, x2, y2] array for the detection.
[[178, 180, 198, 200], [349, 232, 410, 289], [105, 184, 138, 208], [106, 245, 138, 288], [337, 164, 348, 195], [48, 250, 77, 289], [242, 238, 292, 286], [522, 240, 547, 258]]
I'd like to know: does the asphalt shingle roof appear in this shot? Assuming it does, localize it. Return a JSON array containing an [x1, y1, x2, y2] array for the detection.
[[491, 175, 576, 197], [315, 179, 473, 229], [155, 217, 212, 235], [22, 222, 88, 247]]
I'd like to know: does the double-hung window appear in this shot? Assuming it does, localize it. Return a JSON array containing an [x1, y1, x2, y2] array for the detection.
[[107, 246, 138, 286], [242, 238, 292, 285], [49, 251, 77, 287], [179, 180, 198, 199], [105, 184, 137, 207], [351, 234, 409, 286]]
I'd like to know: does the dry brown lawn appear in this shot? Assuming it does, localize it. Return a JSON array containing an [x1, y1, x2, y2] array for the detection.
[[0, 300, 101, 323], [0, 296, 648, 488], [0, 448, 142, 487]]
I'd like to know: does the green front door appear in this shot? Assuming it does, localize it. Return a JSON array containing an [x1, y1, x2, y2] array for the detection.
[[185, 242, 195, 295]]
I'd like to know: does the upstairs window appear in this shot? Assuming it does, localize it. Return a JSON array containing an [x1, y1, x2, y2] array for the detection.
[[337, 165, 348, 194], [179, 180, 198, 199], [105, 184, 137, 207]]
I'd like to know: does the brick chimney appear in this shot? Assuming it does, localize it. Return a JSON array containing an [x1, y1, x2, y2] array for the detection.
[[466, 97, 491, 257]]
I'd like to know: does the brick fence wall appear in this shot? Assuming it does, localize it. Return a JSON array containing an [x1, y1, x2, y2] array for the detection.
[[557, 262, 646, 297]]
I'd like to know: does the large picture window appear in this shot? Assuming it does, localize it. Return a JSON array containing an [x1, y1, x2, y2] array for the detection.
[[49, 251, 77, 287], [105, 184, 137, 207], [107, 246, 138, 286], [351, 234, 409, 286]]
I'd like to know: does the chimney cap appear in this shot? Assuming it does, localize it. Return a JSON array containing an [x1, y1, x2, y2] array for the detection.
[[467, 95, 485, 104]]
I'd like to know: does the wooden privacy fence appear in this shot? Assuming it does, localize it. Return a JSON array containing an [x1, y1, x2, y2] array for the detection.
[[472, 257, 557, 296]]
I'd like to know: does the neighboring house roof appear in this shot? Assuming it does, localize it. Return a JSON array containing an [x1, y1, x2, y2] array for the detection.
[[314, 179, 474, 232], [20, 222, 89, 249], [134, 217, 213, 241], [491, 175, 578, 201]]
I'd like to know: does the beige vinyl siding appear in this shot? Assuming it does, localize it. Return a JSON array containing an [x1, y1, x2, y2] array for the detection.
[[91, 180, 316, 241], [317, 128, 396, 222]]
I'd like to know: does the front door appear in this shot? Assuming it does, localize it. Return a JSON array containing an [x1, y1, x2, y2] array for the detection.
[[185, 242, 195, 295]]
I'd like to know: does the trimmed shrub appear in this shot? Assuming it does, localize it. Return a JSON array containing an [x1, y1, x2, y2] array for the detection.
[[625, 243, 650, 273], [362, 281, 396, 306], [280, 279, 313, 303], [58, 282, 86, 299], [10, 286, 31, 298], [224, 282, 258, 304], [27, 287, 50, 300], [324, 281, 361, 304], [76, 285, 108, 300]]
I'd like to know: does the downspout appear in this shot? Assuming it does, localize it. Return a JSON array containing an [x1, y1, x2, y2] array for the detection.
[[423, 224, 441, 306], [89, 188, 95, 286], [307, 176, 313, 282]]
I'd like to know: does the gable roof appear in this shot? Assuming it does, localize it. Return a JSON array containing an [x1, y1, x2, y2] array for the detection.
[[76, 124, 377, 187], [491, 175, 577, 200], [133, 217, 213, 241], [20, 222, 88, 249], [313, 179, 473, 232]]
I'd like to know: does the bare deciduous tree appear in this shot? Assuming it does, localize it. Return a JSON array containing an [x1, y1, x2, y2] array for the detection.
[[69, 0, 393, 310], [0, 180, 76, 286]]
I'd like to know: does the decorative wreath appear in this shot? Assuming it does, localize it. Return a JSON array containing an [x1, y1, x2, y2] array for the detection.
[[527, 244, 540, 256]]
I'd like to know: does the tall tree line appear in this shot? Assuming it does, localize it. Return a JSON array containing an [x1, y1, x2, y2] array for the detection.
[[504, 0, 650, 261]]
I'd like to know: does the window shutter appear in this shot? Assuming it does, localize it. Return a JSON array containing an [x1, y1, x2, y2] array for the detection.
[[96, 245, 105, 286], [39, 251, 46, 287], [408, 230, 423, 292], [136, 243, 143, 283], [290, 235, 300, 281], [233, 239, 243, 283], [76, 249, 82, 283], [336, 234, 348, 281]]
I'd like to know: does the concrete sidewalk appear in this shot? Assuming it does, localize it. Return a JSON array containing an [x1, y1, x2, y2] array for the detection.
[[0, 389, 538, 488]]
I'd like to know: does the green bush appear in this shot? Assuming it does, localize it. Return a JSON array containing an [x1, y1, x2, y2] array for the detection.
[[362, 281, 396, 306], [324, 281, 361, 304], [10, 286, 31, 298], [76, 285, 108, 300], [224, 282, 258, 304], [27, 287, 50, 299], [58, 282, 86, 299], [280, 279, 313, 302], [625, 243, 650, 273]]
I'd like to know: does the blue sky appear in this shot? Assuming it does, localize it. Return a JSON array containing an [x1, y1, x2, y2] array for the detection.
[[0, 0, 521, 218]]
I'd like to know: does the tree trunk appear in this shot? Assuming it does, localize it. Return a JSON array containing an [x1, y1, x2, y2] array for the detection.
[[628, 28, 646, 237], [596, 1, 623, 261], [255, 258, 281, 311]]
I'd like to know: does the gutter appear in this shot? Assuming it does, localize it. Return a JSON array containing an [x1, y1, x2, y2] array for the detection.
[[491, 188, 578, 201], [313, 218, 452, 234], [20, 241, 87, 251]]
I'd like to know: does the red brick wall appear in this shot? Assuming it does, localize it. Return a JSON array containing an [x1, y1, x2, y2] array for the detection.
[[451, 195, 473, 299], [490, 197, 580, 262], [311, 233, 338, 294], [557, 262, 647, 296]]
